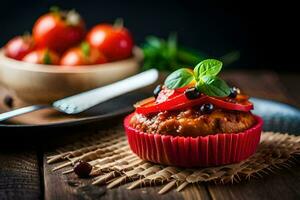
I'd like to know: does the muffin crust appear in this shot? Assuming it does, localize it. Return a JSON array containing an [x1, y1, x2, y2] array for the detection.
[[129, 108, 256, 137]]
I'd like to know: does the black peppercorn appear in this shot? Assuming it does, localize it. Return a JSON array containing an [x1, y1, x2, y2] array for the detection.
[[184, 87, 200, 99], [73, 160, 92, 178], [200, 103, 214, 114], [228, 87, 240, 98], [153, 84, 162, 98], [4, 95, 14, 108]]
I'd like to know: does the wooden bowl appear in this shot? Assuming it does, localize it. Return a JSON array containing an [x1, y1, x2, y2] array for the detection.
[[0, 47, 143, 104]]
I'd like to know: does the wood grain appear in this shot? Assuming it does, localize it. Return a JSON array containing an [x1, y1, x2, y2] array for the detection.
[[182, 184, 211, 200], [100, 185, 184, 200], [208, 165, 300, 200], [0, 150, 41, 200], [279, 74, 300, 107], [222, 70, 291, 103]]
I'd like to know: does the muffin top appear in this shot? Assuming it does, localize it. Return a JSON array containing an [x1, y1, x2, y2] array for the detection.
[[130, 59, 256, 137], [130, 108, 255, 137]]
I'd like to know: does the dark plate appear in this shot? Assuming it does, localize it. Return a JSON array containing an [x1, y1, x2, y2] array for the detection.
[[251, 98, 300, 134], [0, 95, 300, 134], [0, 92, 149, 130]]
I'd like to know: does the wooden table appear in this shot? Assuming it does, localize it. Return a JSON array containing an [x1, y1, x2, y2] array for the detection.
[[1, 70, 300, 200]]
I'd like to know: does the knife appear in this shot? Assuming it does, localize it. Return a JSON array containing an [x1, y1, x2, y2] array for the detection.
[[0, 69, 159, 122]]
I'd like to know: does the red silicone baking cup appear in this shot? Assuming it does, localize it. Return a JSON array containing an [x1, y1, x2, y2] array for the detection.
[[124, 113, 263, 167]]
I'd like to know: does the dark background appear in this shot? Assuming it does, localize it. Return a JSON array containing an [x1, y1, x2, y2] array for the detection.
[[0, 0, 299, 70]]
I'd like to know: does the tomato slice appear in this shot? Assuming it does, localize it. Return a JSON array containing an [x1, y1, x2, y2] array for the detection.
[[135, 93, 253, 114], [155, 86, 189, 103], [207, 96, 253, 112], [136, 94, 186, 114], [134, 97, 156, 107]]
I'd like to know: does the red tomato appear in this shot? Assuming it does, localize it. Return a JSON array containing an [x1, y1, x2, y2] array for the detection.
[[86, 23, 134, 61], [4, 35, 35, 60], [22, 49, 60, 65], [60, 42, 107, 66], [32, 9, 85, 53]]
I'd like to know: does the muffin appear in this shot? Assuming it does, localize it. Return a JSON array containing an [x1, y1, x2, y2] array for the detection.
[[124, 59, 263, 167]]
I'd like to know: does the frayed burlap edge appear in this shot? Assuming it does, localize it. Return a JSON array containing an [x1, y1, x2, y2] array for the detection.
[[47, 130, 300, 194]]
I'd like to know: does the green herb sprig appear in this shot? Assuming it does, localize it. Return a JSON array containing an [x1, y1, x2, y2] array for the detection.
[[164, 59, 230, 97], [142, 33, 207, 71], [142, 33, 240, 72]]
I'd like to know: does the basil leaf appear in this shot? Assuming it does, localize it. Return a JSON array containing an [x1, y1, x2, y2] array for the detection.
[[194, 59, 222, 80], [197, 75, 230, 97], [164, 68, 194, 89]]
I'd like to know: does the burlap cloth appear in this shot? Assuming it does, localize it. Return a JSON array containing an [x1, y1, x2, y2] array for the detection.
[[47, 128, 300, 194]]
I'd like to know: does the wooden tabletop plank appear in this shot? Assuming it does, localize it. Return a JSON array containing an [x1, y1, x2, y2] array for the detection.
[[279, 74, 300, 107], [222, 70, 291, 103], [0, 150, 41, 200], [99, 185, 184, 200], [181, 184, 211, 200], [208, 165, 300, 200]]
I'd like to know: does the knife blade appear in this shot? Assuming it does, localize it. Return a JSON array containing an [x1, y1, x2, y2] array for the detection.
[[53, 69, 159, 114]]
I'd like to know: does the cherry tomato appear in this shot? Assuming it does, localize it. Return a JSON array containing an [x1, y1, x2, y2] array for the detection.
[[33, 9, 85, 53], [60, 42, 107, 66], [4, 35, 35, 60], [86, 23, 134, 61], [22, 49, 60, 65]]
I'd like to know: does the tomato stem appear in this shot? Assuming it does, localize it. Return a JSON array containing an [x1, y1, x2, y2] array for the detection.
[[81, 42, 90, 58], [114, 18, 124, 29], [50, 6, 60, 14], [66, 10, 81, 26], [43, 49, 52, 65]]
